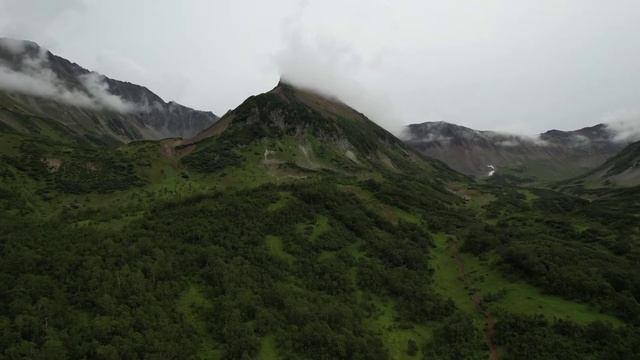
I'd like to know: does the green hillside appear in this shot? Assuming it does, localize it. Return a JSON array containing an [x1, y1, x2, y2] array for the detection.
[[1, 83, 639, 359], [556, 140, 640, 192]]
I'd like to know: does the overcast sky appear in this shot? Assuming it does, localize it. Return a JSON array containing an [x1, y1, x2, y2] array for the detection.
[[1, 0, 639, 135]]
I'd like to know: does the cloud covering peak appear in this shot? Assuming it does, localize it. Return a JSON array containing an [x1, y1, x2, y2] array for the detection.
[[603, 110, 640, 143]]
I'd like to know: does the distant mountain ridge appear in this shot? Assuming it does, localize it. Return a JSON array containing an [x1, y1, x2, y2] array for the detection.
[[402, 121, 627, 182], [0, 38, 218, 145]]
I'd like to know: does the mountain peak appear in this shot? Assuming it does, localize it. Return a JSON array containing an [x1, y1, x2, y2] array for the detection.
[[183, 80, 436, 176], [276, 77, 292, 88], [271, 78, 350, 109]]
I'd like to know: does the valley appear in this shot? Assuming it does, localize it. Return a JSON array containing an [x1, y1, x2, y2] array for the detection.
[[1, 38, 640, 359], [402, 121, 634, 185]]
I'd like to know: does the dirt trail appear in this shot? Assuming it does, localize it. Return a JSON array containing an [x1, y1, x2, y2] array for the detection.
[[160, 141, 178, 165], [448, 239, 499, 360]]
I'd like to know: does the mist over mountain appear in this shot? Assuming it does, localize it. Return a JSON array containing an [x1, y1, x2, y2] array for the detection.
[[402, 121, 635, 183], [2, 13, 640, 357], [0, 38, 218, 144], [2, 59, 640, 359]]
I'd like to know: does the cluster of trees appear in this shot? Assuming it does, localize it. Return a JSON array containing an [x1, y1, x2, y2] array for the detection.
[[52, 152, 143, 194], [3, 122, 640, 358], [2, 138, 143, 195], [423, 312, 486, 360], [0, 213, 200, 359], [464, 185, 640, 324], [0, 179, 468, 359], [495, 314, 640, 359], [360, 177, 469, 233], [356, 221, 456, 322]]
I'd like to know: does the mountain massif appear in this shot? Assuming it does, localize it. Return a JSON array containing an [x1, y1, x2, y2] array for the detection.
[[1, 39, 640, 360], [0, 38, 218, 145], [403, 121, 626, 183], [181, 81, 448, 179]]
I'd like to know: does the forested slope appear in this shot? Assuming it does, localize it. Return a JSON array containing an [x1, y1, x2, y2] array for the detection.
[[1, 83, 639, 359]]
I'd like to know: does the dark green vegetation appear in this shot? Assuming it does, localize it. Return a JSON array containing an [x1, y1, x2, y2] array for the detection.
[[495, 315, 640, 359], [1, 83, 639, 359], [468, 187, 640, 323], [2, 135, 143, 195]]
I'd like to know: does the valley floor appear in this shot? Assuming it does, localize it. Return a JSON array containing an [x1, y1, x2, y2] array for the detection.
[[1, 130, 639, 359]]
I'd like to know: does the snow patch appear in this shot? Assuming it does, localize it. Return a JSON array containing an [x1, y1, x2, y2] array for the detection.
[[345, 150, 359, 164], [487, 165, 496, 177]]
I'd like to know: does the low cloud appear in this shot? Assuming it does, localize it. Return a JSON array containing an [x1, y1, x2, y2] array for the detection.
[[495, 139, 522, 147], [407, 133, 453, 144], [482, 132, 552, 147], [274, 3, 403, 135], [79, 72, 139, 112], [401, 123, 558, 147], [603, 110, 640, 143], [0, 39, 141, 113]]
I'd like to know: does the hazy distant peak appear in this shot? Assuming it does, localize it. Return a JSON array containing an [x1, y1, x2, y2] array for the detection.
[[407, 121, 624, 148], [0, 38, 41, 56]]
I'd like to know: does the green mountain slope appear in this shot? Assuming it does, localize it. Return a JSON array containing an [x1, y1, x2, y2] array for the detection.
[[182, 82, 449, 177], [557, 140, 640, 192], [1, 82, 639, 359]]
